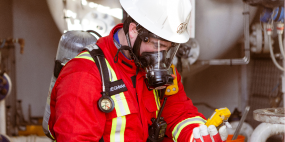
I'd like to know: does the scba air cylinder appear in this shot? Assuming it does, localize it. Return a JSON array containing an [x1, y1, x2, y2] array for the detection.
[[42, 31, 98, 138]]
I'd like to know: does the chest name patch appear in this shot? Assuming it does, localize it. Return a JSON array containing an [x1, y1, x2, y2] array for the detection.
[[109, 79, 128, 96]]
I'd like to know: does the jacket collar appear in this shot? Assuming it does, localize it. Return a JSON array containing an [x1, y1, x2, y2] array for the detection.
[[97, 23, 137, 75]]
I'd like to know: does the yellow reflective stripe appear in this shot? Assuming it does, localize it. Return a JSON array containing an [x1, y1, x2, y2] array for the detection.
[[120, 116, 126, 142], [110, 116, 126, 142], [74, 56, 94, 61], [155, 90, 161, 106], [105, 59, 130, 117], [48, 125, 55, 140], [153, 90, 160, 117], [111, 92, 131, 117], [74, 52, 94, 62], [111, 95, 122, 116], [105, 59, 117, 80], [120, 92, 130, 115], [110, 117, 117, 142], [172, 116, 206, 142], [77, 51, 88, 56]]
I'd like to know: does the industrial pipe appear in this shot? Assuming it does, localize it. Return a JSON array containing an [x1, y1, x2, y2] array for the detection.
[[269, 33, 285, 71], [282, 0, 285, 142], [283, 0, 285, 120], [198, 3, 250, 65], [250, 123, 285, 142], [0, 100, 6, 135], [278, 32, 284, 59]]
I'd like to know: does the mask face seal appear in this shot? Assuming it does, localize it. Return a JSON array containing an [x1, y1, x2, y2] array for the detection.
[[139, 40, 180, 90]]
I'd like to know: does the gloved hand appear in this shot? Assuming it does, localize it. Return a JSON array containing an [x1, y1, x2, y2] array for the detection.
[[192, 125, 228, 142]]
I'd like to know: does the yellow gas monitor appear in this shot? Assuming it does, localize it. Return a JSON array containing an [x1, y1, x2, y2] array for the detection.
[[205, 107, 231, 127], [165, 64, 178, 95]]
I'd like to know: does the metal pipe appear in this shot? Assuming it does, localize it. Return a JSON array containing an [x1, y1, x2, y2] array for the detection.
[[250, 123, 285, 142], [278, 33, 285, 59], [190, 0, 195, 38], [232, 106, 250, 140], [269, 34, 285, 71], [198, 3, 250, 66], [283, 1, 285, 141], [0, 100, 6, 135]]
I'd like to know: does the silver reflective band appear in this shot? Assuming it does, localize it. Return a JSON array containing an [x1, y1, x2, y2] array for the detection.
[[114, 116, 123, 141], [114, 94, 127, 116]]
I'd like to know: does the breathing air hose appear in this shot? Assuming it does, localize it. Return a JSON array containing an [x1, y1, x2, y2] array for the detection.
[[267, 23, 285, 71], [277, 22, 284, 59]]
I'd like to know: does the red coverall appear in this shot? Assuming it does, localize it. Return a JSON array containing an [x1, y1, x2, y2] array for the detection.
[[48, 24, 206, 142]]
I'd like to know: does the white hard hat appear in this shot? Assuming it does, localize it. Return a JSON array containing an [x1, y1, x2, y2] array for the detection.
[[120, 0, 192, 43]]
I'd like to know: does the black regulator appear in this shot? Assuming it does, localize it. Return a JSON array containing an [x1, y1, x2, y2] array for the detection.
[[140, 51, 174, 90]]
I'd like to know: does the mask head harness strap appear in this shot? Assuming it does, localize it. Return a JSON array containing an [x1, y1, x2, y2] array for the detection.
[[113, 16, 141, 68], [114, 16, 176, 69]]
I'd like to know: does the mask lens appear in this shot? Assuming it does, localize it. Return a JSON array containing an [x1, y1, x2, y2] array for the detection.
[[166, 43, 180, 69], [148, 38, 180, 68]]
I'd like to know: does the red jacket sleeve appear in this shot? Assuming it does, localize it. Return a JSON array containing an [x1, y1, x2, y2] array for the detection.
[[162, 69, 206, 142], [52, 69, 106, 141]]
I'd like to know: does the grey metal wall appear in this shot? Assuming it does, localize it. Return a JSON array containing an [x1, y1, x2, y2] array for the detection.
[[12, 0, 60, 120], [184, 45, 243, 118], [0, 1, 13, 37], [185, 66, 241, 118]]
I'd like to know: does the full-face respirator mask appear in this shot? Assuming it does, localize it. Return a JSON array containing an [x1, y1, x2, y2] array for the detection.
[[139, 40, 180, 90], [116, 17, 181, 90]]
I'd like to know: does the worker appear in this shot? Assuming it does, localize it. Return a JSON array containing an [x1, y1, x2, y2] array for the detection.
[[47, 0, 228, 142]]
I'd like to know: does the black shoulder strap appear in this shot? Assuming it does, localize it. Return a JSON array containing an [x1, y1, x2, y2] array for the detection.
[[88, 48, 110, 96], [89, 47, 131, 96], [54, 60, 64, 78], [88, 47, 108, 142], [99, 138, 104, 142]]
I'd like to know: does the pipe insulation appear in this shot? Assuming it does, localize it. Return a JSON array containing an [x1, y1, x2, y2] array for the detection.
[[250, 123, 285, 142]]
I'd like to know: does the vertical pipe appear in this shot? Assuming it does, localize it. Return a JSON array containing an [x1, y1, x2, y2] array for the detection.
[[241, 2, 250, 112], [283, 0, 285, 113], [190, 0, 195, 38], [282, 1, 285, 142], [243, 3, 250, 60], [241, 59, 248, 111], [0, 100, 6, 135]]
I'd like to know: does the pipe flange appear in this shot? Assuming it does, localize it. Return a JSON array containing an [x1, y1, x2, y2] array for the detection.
[[250, 23, 263, 53], [0, 134, 10, 142], [253, 108, 285, 124], [0, 73, 12, 101]]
